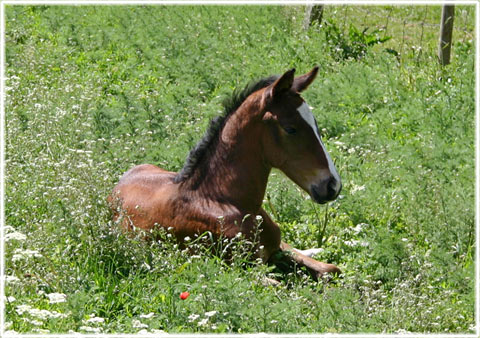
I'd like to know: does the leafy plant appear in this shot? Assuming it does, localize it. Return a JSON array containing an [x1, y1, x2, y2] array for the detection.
[[324, 19, 392, 60]]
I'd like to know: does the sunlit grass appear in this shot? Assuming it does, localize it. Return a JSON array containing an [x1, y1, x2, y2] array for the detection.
[[4, 4, 476, 334]]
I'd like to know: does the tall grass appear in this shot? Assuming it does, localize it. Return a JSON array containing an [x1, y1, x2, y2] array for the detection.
[[4, 5, 476, 334]]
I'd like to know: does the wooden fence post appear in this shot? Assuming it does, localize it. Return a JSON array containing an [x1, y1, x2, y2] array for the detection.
[[303, 4, 324, 30], [438, 5, 455, 66]]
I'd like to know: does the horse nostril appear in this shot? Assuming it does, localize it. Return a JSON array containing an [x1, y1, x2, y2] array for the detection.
[[327, 178, 336, 195], [327, 177, 341, 199], [311, 177, 342, 204], [311, 185, 324, 204]]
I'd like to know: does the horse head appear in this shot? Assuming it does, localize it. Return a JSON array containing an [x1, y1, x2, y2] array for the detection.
[[260, 67, 342, 204]]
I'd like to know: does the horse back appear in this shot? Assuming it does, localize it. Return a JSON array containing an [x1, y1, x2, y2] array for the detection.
[[109, 164, 258, 244], [109, 164, 178, 231]]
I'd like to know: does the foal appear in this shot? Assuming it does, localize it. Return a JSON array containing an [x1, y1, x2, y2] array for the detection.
[[109, 67, 342, 279]]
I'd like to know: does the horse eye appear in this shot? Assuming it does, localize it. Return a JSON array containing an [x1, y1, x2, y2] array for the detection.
[[283, 126, 297, 135]]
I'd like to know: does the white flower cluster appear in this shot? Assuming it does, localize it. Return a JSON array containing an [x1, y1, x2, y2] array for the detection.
[[350, 184, 366, 194], [79, 314, 105, 333], [12, 248, 42, 262], [344, 239, 369, 247], [46, 292, 67, 304], [139, 312, 155, 319], [79, 326, 102, 333], [16, 305, 69, 320], [188, 310, 218, 328], [85, 316, 104, 324], [205, 310, 217, 317], [5, 275, 20, 284], [5, 226, 27, 242], [132, 319, 148, 329]]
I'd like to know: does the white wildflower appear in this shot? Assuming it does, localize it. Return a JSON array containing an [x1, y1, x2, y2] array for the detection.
[[16, 305, 68, 320], [350, 184, 365, 194], [12, 248, 42, 262], [5, 231, 26, 242], [32, 329, 50, 333], [5, 275, 20, 284], [344, 240, 357, 247], [351, 223, 367, 234], [4, 225, 15, 232], [16, 304, 32, 315], [28, 319, 43, 326], [79, 326, 102, 333], [198, 318, 209, 327], [345, 239, 369, 247], [85, 316, 105, 324], [205, 310, 217, 317], [139, 312, 155, 319], [188, 314, 200, 322], [46, 292, 67, 304], [34, 309, 68, 319], [132, 319, 148, 329], [6, 296, 16, 302]]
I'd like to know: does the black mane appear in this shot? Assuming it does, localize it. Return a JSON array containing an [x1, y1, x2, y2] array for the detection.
[[174, 75, 279, 184]]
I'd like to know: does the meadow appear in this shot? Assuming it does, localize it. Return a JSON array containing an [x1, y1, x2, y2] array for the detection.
[[4, 4, 476, 334]]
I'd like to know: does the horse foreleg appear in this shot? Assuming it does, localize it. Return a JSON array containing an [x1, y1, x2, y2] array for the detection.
[[275, 241, 341, 281], [257, 208, 340, 281]]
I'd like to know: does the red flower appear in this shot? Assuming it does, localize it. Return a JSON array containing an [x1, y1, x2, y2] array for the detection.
[[179, 291, 190, 300]]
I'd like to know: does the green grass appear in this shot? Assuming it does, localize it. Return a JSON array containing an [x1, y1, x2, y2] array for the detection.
[[4, 4, 476, 334]]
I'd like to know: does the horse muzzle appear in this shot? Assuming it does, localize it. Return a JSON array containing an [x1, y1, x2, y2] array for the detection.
[[310, 176, 342, 204]]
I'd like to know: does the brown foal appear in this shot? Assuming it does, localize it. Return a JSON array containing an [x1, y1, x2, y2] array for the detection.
[[109, 67, 342, 280]]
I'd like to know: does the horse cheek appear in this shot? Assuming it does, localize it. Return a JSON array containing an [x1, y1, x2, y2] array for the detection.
[[262, 123, 285, 168]]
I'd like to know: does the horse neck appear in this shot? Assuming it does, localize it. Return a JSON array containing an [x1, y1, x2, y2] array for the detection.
[[181, 104, 271, 213]]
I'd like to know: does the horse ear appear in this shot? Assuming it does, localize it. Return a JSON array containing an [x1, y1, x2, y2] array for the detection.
[[292, 66, 319, 92], [263, 68, 296, 106]]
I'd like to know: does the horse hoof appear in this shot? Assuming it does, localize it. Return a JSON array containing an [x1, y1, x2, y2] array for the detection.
[[316, 263, 341, 281]]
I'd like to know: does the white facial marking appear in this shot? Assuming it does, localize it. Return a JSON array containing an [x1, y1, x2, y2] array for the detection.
[[297, 102, 341, 189], [297, 102, 321, 142]]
